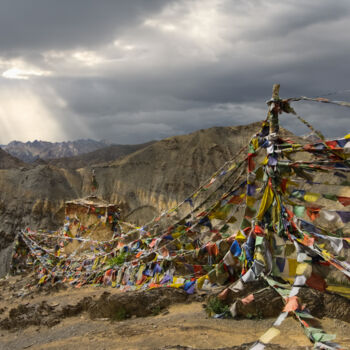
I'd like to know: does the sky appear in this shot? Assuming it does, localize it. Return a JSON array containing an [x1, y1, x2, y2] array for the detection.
[[0, 0, 349, 144]]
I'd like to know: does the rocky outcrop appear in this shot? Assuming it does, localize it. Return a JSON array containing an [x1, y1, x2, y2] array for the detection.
[[0, 243, 15, 279]]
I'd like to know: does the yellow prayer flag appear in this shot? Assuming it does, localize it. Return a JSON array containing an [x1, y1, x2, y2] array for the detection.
[[321, 250, 331, 260], [252, 138, 259, 150], [304, 192, 320, 202], [209, 208, 229, 220], [288, 258, 297, 276], [185, 243, 194, 250], [197, 275, 208, 290], [254, 252, 266, 265], [235, 231, 246, 241], [38, 275, 47, 285], [92, 258, 100, 270], [170, 277, 185, 288], [228, 163, 236, 172], [259, 327, 281, 344], [246, 196, 257, 207], [296, 262, 311, 276], [256, 185, 274, 221]]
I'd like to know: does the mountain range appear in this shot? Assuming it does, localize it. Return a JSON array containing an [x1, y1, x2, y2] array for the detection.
[[0, 139, 113, 162]]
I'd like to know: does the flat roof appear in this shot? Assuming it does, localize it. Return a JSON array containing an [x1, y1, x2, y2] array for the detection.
[[65, 195, 119, 208]]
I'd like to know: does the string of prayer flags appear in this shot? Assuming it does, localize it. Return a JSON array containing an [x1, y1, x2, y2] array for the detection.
[[12, 86, 350, 349]]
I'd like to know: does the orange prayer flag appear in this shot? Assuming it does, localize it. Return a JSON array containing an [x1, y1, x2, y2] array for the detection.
[[283, 296, 300, 313], [306, 207, 321, 221], [241, 294, 255, 305], [301, 234, 315, 247], [135, 251, 144, 258], [218, 288, 229, 301]]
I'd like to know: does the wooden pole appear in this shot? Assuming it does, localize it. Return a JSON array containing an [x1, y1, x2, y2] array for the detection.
[[268, 84, 281, 135]]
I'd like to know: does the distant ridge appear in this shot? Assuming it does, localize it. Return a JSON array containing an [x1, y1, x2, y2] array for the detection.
[[1, 139, 112, 162]]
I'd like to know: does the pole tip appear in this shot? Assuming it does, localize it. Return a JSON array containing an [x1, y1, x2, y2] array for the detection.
[[272, 84, 280, 100]]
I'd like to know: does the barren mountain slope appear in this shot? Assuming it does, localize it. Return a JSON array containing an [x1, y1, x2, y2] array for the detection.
[[48, 141, 155, 169], [0, 149, 25, 169], [79, 122, 298, 222]]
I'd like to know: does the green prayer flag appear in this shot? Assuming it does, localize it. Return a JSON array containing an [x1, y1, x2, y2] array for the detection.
[[255, 236, 264, 246], [220, 224, 229, 232], [312, 332, 336, 342], [240, 217, 251, 230], [295, 311, 314, 319], [293, 205, 305, 218], [322, 193, 338, 201], [291, 190, 304, 200]]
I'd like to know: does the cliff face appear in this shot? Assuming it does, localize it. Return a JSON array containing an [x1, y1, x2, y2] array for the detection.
[[0, 122, 295, 261], [0, 165, 82, 250]]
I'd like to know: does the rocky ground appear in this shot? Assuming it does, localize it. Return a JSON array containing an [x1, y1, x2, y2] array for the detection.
[[0, 275, 350, 350]]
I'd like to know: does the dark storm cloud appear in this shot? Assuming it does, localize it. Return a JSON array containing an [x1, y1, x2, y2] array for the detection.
[[0, 0, 349, 144], [0, 0, 168, 54], [222, 1, 349, 42]]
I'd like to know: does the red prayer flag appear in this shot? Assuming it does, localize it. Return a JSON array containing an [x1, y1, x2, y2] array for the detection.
[[306, 273, 327, 292], [338, 196, 350, 207]]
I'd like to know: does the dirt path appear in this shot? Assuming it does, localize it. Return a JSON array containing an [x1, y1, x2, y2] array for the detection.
[[0, 276, 350, 350], [2, 301, 350, 350]]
